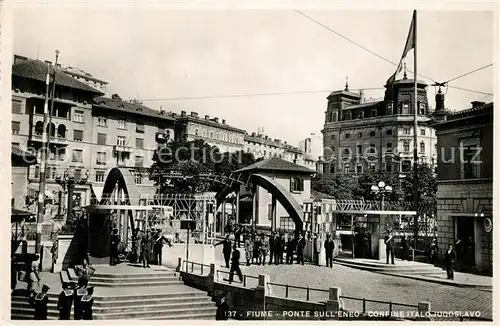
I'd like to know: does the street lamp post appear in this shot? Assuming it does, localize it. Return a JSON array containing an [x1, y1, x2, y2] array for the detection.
[[371, 181, 393, 231]]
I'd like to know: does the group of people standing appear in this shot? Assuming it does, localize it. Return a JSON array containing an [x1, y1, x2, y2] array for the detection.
[[130, 228, 173, 268]]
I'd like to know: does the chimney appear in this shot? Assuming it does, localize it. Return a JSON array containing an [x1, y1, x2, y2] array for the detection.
[[205, 115, 210, 120], [13, 55, 28, 65], [471, 101, 486, 108], [213, 117, 219, 123], [181, 110, 186, 117], [222, 119, 226, 124], [190, 111, 198, 117], [359, 89, 365, 104], [251, 132, 256, 137]]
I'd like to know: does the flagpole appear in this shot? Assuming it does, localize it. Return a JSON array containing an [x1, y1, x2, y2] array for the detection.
[[412, 10, 419, 252]]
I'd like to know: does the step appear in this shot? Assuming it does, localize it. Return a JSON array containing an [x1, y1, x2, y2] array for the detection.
[[90, 276, 180, 284], [96, 291, 208, 302], [11, 308, 60, 319], [92, 272, 177, 279], [94, 295, 210, 307], [334, 261, 441, 272], [93, 306, 216, 320], [89, 280, 183, 287], [141, 313, 216, 320], [93, 300, 215, 314]]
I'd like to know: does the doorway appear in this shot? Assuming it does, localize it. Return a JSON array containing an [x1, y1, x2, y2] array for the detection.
[[455, 216, 475, 267]]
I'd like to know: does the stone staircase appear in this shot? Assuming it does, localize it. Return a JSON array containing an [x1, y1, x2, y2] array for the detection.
[[11, 264, 216, 320], [334, 257, 447, 277]]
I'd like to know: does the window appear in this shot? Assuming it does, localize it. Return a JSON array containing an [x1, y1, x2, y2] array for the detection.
[[345, 133, 351, 139], [369, 163, 376, 170], [72, 149, 83, 162], [73, 110, 84, 123], [386, 129, 393, 136], [357, 111, 364, 119], [402, 103, 409, 114], [371, 109, 377, 117], [357, 132, 363, 138], [135, 155, 144, 167], [96, 152, 106, 165], [461, 138, 480, 179], [34, 166, 40, 179], [95, 171, 106, 183], [133, 172, 143, 184], [97, 133, 107, 145], [356, 145, 362, 155], [331, 134, 336, 141], [343, 163, 350, 174], [403, 140, 410, 153], [386, 103, 393, 115], [73, 130, 83, 142], [420, 128, 426, 136], [386, 163, 392, 173], [195, 129, 199, 136], [342, 148, 350, 157], [368, 144, 376, 154], [356, 164, 363, 174], [118, 120, 127, 130], [419, 103, 426, 115], [97, 116, 107, 127], [369, 130, 376, 137], [56, 148, 66, 161], [386, 142, 393, 152], [74, 169, 82, 181], [343, 111, 352, 120], [403, 128, 410, 135], [331, 111, 338, 122], [12, 100, 22, 114], [117, 136, 126, 146], [46, 167, 56, 180], [136, 138, 144, 149], [402, 160, 412, 172], [420, 142, 426, 153], [290, 178, 304, 192], [210, 132, 214, 138], [12, 121, 20, 134], [136, 122, 144, 133]]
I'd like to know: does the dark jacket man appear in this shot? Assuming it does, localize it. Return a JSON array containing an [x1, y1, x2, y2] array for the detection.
[[400, 236, 409, 261], [445, 245, 456, 280], [141, 231, 153, 268], [30, 284, 50, 320], [215, 235, 233, 268], [57, 282, 74, 320], [81, 286, 94, 320], [324, 236, 335, 267], [73, 281, 87, 320], [215, 295, 230, 320], [296, 235, 306, 265], [154, 230, 172, 266], [229, 246, 243, 283], [277, 234, 285, 264], [286, 236, 295, 264], [110, 228, 120, 266], [268, 233, 276, 265], [384, 231, 395, 265]]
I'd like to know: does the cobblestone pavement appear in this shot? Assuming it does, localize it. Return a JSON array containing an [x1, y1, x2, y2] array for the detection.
[[215, 262, 492, 319]]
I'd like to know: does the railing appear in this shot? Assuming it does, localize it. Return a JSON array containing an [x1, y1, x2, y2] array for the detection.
[[339, 295, 418, 316], [215, 269, 260, 287], [181, 259, 211, 275], [268, 282, 329, 302]]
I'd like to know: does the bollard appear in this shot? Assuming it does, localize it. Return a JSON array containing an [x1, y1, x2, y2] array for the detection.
[[176, 257, 182, 272], [417, 301, 431, 321], [325, 287, 342, 315]]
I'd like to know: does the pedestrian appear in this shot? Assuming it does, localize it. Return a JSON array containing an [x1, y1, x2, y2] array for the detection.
[[76, 257, 91, 287], [253, 235, 262, 265], [429, 238, 439, 264], [261, 235, 269, 265], [215, 293, 230, 320], [234, 225, 241, 248], [229, 245, 243, 283], [110, 228, 120, 266], [296, 233, 306, 265], [73, 278, 87, 320], [30, 284, 50, 320], [400, 235, 409, 261], [286, 234, 295, 264], [466, 236, 474, 268], [277, 233, 285, 264], [132, 228, 142, 264], [141, 229, 153, 268], [215, 235, 233, 268], [57, 282, 74, 320], [154, 229, 173, 266], [51, 238, 59, 270], [314, 233, 321, 266], [324, 234, 335, 267], [445, 244, 456, 280], [384, 230, 395, 265], [244, 236, 253, 266], [268, 232, 276, 265], [81, 285, 94, 320], [26, 260, 40, 293]]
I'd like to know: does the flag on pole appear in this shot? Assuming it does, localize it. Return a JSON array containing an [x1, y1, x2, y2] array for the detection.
[[386, 11, 416, 86]]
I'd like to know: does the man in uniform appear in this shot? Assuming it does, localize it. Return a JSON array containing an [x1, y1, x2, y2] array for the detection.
[[296, 233, 306, 265], [324, 234, 335, 268], [154, 229, 173, 266], [57, 281, 75, 320], [384, 230, 395, 265], [81, 285, 94, 320], [110, 228, 120, 266], [277, 233, 285, 264], [214, 235, 232, 268], [30, 284, 50, 320], [73, 278, 87, 320], [141, 229, 153, 268]]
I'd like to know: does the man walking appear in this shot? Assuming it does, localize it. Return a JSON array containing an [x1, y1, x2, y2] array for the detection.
[[324, 234, 335, 267], [215, 235, 233, 268], [110, 228, 120, 266], [296, 233, 306, 265], [229, 245, 243, 284], [384, 230, 395, 265], [234, 225, 241, 248], [445, 244, 456, 280]]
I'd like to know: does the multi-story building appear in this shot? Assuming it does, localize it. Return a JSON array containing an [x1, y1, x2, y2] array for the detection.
[[321, 78, 437, 176], [433, 100, 493, 274], [61, 65, 108, 94], [298, 133, 323, 161], [175, 111, 245, 153], [11, 56, 176, 213]]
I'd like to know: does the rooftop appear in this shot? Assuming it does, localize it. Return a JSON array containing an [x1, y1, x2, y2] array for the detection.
[[234, 156, 316, 174], [62, 66, 108, 84], [176, 114, 245, 133], [12, 58, 104, 95], [93, 97, 176, 122]]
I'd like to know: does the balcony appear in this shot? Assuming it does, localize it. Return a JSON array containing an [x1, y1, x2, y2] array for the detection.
[[156, 131, 170, 143], [30, 134, 69, 146], [113, 144, 133, 153]]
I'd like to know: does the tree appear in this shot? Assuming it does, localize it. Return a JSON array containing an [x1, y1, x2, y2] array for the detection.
[[401, 163, 437, 214], [311, 172, 358, 199]]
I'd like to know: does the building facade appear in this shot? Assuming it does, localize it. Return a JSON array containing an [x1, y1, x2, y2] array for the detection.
[[298, 133, 323, 161], [11, 57, 176, 215], [175, 111, 246, 153], [433, 101, 493, 274], [321, 79, 437, 176]]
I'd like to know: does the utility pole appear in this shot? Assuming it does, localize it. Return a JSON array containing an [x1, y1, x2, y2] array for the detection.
[[46, 50, 60, 151], [412, 11, 419, 251], [35, 63, 51, 255]]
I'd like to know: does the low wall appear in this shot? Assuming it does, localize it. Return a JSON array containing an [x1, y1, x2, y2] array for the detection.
[[162, 244, 215, 269]]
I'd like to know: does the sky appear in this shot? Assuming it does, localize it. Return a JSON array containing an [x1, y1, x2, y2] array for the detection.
[[12, 9, 494, 145]]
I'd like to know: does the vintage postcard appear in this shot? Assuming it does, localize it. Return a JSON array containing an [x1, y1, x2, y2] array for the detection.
[[2, 1, 495, 323]]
